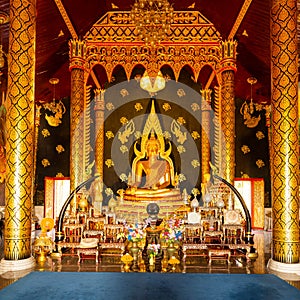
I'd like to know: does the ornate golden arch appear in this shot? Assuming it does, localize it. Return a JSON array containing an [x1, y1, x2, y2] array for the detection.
[[69, 10, 236, 85], [68, 9, 237, 189]]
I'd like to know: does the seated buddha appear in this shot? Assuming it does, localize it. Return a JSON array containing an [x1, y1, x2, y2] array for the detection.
[[124, 130, 181, 201]]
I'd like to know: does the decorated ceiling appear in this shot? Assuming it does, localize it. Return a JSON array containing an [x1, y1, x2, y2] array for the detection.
[[0, 0, 289, 105]]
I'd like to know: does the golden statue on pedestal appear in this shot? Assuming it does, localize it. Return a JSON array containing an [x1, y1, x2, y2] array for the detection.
[[124, 100, 180, 201]]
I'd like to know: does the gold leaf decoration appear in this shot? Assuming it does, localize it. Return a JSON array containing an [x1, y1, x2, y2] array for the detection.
[[42, 128, 50, 138], [120, 117, 128, 125], [191, 103, 200, 111], [120, 88, 129, 97], [106, 102, 115, 111], [119, 173, 128, 182], [256, 159, 265, 168], [118, 120, 135, 144], [191, 159, 200, 168], [56, 145, 65, 153], [177, 145, 186, 154], [191, 188, 200, 197], [241, 145, 250, 154], [178, 173, 186, 182], [41, 159, 50, 167], [106, 131, 114, 139], [120, 145, 129, 153], [171, 120, 187, 144], [105, 188, 113, 196], [191, 131, 200, 140], [256, 131, 265, 140], [105, 159, 114, 168], [162, 102, 171, 111], [177, 88, 186, 97], [56, 173, 64, 177], [177, 117, 186, 125], [134, 131, 142, 139], [43, 99, 66, 127], [134, 102, 143, 111], [163, 130, 171, 139]]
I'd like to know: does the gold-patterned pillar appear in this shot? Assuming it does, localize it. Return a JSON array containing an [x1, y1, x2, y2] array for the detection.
[[268, 0, 300, 269], [200, 89, 212, 183], [94, 88, 105, 181], [69, 39, 86, 212], [93, 89, 105, 213], [1, 0, 36, 269], [219, 40, 237, 183]]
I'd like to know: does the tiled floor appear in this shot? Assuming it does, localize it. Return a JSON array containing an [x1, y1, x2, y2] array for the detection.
[[0, 231, 300, 291]]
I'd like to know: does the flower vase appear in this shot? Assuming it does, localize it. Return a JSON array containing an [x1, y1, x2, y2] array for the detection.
[[167, 241, 176, 259], [130, 241, 140, 262]]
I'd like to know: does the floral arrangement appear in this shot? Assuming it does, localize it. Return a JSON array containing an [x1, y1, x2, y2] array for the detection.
[[124, 222, 146, 242], [160, 217, 184, 245], [147, 243, 160, 257]]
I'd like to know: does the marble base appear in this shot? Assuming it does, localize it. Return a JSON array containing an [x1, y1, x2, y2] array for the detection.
[[0, 256, 36, 275], [267, 258, 300, 280]]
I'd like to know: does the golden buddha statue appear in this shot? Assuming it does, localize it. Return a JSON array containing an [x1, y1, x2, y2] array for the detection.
[[124, 101, 181, 201]]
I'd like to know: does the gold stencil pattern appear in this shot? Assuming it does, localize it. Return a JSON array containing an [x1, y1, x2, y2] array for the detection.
[[4, 1, 36, 260], [70, 67, 85, 190], [221, 70, 236, 183], [271, 0, 300, 263]]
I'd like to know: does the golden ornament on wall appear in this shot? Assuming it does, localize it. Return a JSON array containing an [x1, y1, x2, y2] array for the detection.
[[177, 173, 186, 182], [162, 103, 171, 111], [241, 145, 250, 154], [105, 159, 114, 168], [191, 159, 200, 168], [105, 187, 113, 197], [171, 120, 187, 144], [120, 88, 129, 97], [56, 173, 64, 177], [119, 173, 128, 182], [134, 131, 142, 139], [56, 145, 65, 153], [106, 102, 115, 111], [41, 128, 50, 138], [134, 102, 143, 111], [120, 117, 128, 125], [177, 88, 186, 97], [191, 131, 200, 140], [106, 131, 114, 140], [41, 159, 50, 167], [177, 117, 186, 125], [43, 100, 66, 127], [256, 131, 265, 140], [120, 145, 129, 153], [191, 103, 200, 111], [163, 131, 171, 139], [177, 145, 186, 154], [256, 159, 265, 168], [118, 119, 135, 144]]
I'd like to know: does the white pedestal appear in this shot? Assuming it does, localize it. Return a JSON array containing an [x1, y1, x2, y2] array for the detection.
[[0, 256, 35, 275], [267, 258, 300, 280]]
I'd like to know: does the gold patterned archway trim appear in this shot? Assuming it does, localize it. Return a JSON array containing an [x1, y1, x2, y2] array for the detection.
[[78, 10, 231, 83]]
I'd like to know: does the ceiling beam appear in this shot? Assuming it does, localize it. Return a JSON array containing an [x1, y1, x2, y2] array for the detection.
[[53, 0, 101, 89], [205, 0, 253, 89]]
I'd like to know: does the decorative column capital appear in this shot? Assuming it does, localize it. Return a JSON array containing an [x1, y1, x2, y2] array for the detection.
[[69, 39, 86, 71], [94, 88, 105, 111], [220, 40, 237, 72], [200, 89, 212, 110]]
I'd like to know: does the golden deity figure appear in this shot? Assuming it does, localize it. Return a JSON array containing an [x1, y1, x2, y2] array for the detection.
[[124, 101, 181, 202]]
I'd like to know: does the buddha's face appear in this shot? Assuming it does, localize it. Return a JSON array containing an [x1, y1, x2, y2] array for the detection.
[[146, 141, 159, 157]]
